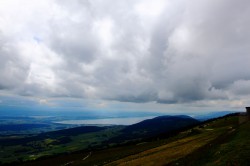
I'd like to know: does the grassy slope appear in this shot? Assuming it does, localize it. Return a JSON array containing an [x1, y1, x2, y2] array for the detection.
[[106, 133, 218, 166], [173, 120, 250, 166], [106, 115, 249, 166], [206, 121, 250, 166]]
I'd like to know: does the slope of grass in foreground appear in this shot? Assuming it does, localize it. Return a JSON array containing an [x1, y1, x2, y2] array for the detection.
[[172, 120, 250, 166], [106, 116, 242, 166]]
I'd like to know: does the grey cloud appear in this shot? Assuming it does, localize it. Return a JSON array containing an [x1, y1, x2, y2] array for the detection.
[[48, 4, 99, 64], [1, 0, 250, 107], [150, 0, 250, 103], [0, 33, 30, 90], [228, 80, 250, 96], [113, 91, 158, 103]]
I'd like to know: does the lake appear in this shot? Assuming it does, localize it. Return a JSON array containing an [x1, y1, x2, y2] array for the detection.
[[54, 116, 156, 125]]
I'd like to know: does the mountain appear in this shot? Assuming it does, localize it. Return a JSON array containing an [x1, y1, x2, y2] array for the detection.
[[194, 111, 237, 121], [124, 115, 199, 132], [108, 115, 199, 142]]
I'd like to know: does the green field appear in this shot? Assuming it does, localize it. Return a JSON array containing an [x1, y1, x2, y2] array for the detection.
[[0, 126, 123, 164]]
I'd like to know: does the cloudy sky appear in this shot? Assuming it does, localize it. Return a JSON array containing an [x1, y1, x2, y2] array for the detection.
[[0, 0, 250, 114]]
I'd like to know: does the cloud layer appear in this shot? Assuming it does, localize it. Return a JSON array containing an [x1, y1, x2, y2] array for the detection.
[[1, 0, 250, 109]]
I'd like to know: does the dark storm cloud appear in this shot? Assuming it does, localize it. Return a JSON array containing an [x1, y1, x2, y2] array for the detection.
[[0, 0, 250, 108]]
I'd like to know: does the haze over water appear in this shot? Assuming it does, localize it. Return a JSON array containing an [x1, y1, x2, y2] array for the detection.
[[54, 116, 156, 125]]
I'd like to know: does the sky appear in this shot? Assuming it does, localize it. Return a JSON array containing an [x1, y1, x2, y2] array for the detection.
[[0, 0, 250, 115]]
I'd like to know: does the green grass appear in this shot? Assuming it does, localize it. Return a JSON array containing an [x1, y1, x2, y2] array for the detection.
[[169, 117, 250, 166], [204, 121, 250, 166]]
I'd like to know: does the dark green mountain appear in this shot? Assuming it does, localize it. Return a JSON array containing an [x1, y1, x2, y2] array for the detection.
[[109, 115, 199, 142]]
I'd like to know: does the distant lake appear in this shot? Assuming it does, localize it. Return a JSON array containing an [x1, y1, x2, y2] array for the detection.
[[54, 116, 156, 125]]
